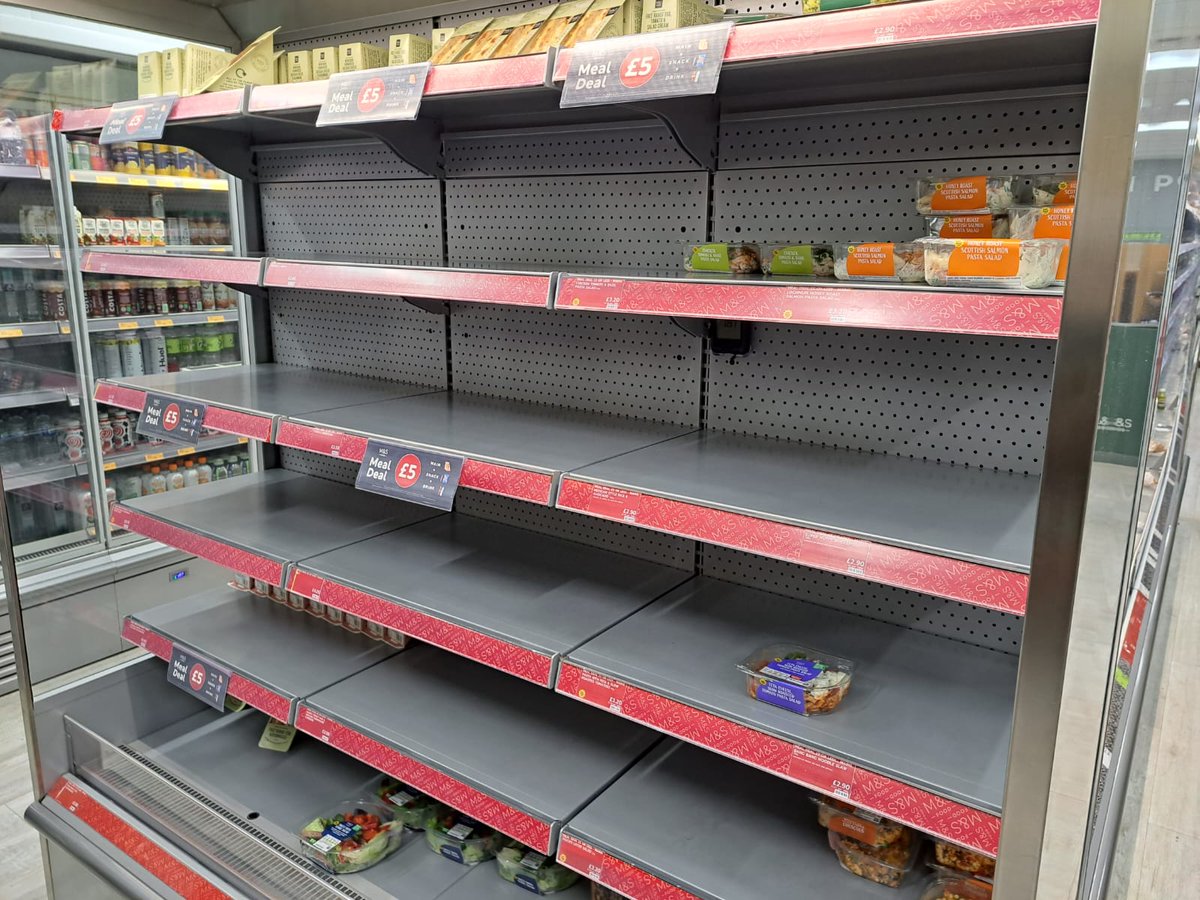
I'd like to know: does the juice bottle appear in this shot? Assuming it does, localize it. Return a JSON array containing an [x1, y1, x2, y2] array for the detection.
[[183, 460, 199, 488], [146, 466, 167, 494], [166, 463, 185, 490], [196, 456, 212, 484]]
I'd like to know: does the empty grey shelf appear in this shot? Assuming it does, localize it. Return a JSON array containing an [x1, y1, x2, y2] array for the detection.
[[121, 469, 440, 565], [107, 363, 436, 419], [285, 390, 693, 477], [565, 741, 924, 900], [293, 514, 689, 684], [565, 577, 1016, 812], [435, 861, 590, 899], [129, 587, 397, 721], [302, 646, 659, 831], [566, 430, 1039, 572]]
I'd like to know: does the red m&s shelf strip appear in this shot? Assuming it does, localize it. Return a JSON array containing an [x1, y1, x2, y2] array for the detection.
[[94, 382, 147, 412], [557, 833, 697, 900]]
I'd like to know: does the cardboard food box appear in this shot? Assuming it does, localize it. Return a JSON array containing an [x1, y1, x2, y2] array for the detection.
[[161, 48, 183, 95], [525, 0, 594, 54], [274, 50, 287, 84], [432, 28, 456, 55], [137, 51, 162, 98], [339, 42, 389, 73], [494, 6, 560, 58], [388, 33, 433, 66], [193, 29, 279, 93], [180, 44, 236, 95], [458, 15, 527, 62], [642, 0, 725, 33], [287, 50, 313, 83], [563, 0, 642, 47], [312, 46, 339, 80], [430, 19, 495, 65]]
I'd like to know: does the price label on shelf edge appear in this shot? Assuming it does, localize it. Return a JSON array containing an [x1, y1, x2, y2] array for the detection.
[[167, 644, 230, 711], [99, 95, 177, 145], [354, 439, 463, 510], [136, 392, 207, 444], [560, 23, 731, 109], [317, 63, 431, 126]]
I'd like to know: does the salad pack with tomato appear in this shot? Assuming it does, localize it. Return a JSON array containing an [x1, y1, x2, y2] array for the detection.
[[299, 799, 403, 874]]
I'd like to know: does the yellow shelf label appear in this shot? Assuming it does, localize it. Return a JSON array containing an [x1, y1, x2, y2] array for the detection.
[[207, 315, 226, 323], [154, 318, 174, 327], [0, 328, 23, 338], [118, 320, 139, 330], [238, 437, 249, 444], [175, 446, 196, 456], [145, 452, 164, 461], [95, 174, 118, 185], [128, 177, 149, 187], [103, 462, 116, 471], [60, 324, 71, 334]]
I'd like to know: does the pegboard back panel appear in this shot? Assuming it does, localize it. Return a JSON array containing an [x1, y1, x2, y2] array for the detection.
[[713, 154, 1079, 243], [256, 141, 429, 182], [271, 289, 448, 386], [70, 183, 231, 218], [446, 174, 707, 272], [277, 18, 434, 50], [261, 180, 442, 263], [444, 122, 703, 177], [706, 326, 1053, 475], [720, 91, 1085, 169], [278, 447, 360, 483], [449, 303, 702, 425], [437, 1, 554, 26], [701, 545, 1022, 654]]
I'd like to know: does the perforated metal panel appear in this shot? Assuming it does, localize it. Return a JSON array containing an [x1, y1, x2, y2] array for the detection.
[[720, 91, 1086, 168], [271, 289, 448, 386], [437, 2, 552, 26], [256, 141, 429, 182], [278, 447, 360, 483], [277, 18, 434, 51], [445, 123, 702, 177], [713, 155, 1080, 243], [450, 303, 702, 425], [71, 184, 230, 218], [260, 181, 443, 263], [446, 174, 708, 272], [700, 546, 1022, 654], [706, 326, 1054, 475]]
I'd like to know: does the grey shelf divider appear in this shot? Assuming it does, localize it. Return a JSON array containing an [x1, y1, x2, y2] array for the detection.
[[293, 514, 690, 678], [565, 741, 924, 900], [565, 577, 1017, 812], [121, 469, 440, 565], [129, 587, 398, 721], [302, 646, 660, 835], [566, 430, 1040, 571]]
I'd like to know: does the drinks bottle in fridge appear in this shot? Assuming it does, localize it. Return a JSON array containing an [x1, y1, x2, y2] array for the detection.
[[140, 328, 168, 374], [166, 463, 185, 490], [197, 325, 221, 366], [118, 333, 144, 376], [111, 409, 132, 449], [183, 460, 199, 487], [98, 337, 121, 379], [97, 412, 113, 454], [63, 418, 85, 463], [196, 456, 212, 484], [0, 269, 18, 322]]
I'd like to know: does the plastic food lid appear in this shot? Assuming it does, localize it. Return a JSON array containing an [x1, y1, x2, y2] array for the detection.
[[737, 642, 854, 684], [829, 829, 921, 874], [918, 873, 994, 900]]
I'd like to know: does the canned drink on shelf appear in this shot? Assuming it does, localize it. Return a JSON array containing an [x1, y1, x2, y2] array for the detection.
[[173, 146, 195, 177], [88, 142, 108, 171], [137, 142, 156, 175], [154, 144, 174, 176], [70, 140, 91, 170]]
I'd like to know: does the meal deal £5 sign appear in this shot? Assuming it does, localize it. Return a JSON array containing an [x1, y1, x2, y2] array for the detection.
[[100, 96, 177, 144], [355, 439, 463, 510], [317, 63, 431, 126], [560, 23, 731, 108], [136, 392, 208, 443]]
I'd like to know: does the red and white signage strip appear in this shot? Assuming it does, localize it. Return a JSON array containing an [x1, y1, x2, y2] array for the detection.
[[111, 503, 285, 586], [555, 276, 1063, 338], [425, 53, 552, 96], [276, 421, 555, 505], [556, 663, 1000, 857], [47, 777, 235, 900], [295, 705, 554, 852], [82, 251, 263, 285], [264, 260, 551, 307], [94, 380, 147, 412], [120, 618, 293, 722], [557, 833, 697, 900], [288, 569, 555, 685], [54, 89, 245, 134], [199, 405, 274, 442], [247, 80, 330, 113], [556, 479, 1028, 613]]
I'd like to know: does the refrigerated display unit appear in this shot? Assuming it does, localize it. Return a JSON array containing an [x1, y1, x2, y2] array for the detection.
[[5, 0, 1200, 898]]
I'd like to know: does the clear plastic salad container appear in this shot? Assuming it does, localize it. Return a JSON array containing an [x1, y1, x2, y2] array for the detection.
[[919, 873, 994, 900], [916, 176, 1017, 215], [1007, 205, 1074, 241], [298, 798, 404, 874], [921, 238, 1063, 289], [761, 243, 835, 276], [374, 777, 436, 830], [496, 842, 581, 894], [813, 797, 909, 849], [833, 242, 925, 283], [1030, 173, 1077, 206], [925, 214, 1010, 239], [931, 838, 996, 878], [828, 829, 920, 888], [425, 804, 503, 865], [738, 643, 854, 716], [684, 242, 762, 274]]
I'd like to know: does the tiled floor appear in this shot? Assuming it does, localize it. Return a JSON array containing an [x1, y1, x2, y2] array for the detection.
[[0, 691, 47, 900]]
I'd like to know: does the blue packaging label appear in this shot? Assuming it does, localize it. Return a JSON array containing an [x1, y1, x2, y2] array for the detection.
[[755, 679, 808, 715], [514, 873, 542, 894], [761, 657, 824, 683], [440, 845, 465, 864], [309, 820, 357, 853]]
